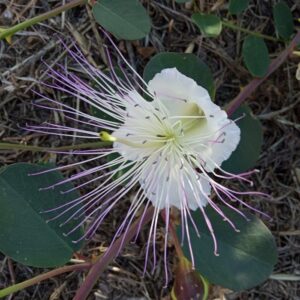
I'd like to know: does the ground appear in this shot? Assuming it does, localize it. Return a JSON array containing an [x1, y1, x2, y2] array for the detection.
[[0, 0, 299, 299]]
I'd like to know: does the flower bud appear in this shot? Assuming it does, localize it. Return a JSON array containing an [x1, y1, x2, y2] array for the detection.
[[171, 257, 209, 300]]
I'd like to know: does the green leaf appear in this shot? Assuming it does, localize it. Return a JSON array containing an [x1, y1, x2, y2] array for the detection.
[[242, 35, 270, 77], [192, 13, 222, 38], [229, 0, 249, 15], [177, 205, 277, 291], [273, 1, 294, 40], [222, 105, 263, 174], [0, 163, 84, 267], [92, 0, 151, 40], [143, 52, 215, 99]]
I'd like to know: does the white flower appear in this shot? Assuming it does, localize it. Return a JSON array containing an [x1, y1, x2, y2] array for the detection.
[[111, 68, 240, 211], [27, 40, 267, 276]]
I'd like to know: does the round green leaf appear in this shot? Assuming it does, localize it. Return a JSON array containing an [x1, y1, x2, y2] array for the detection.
[[143, 52, 215, 99], [222, 105, 263, 174], [92, 0, 151, 40], [229, 0, 249, 15], [273, 1, 294, 40], [177, 205, 277, 291], [192, 13, 222, 38], [0, 163, 84, 267], [242, 35, 270, 77]]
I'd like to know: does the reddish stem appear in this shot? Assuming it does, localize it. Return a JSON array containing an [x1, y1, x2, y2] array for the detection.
[[161, 210, 184, 258], [226, 31, 300, 116], [73, 206, 154, 300]]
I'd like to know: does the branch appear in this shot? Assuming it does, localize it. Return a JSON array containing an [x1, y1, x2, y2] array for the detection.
[[0, 0, 88, 41], [226, 31, 300, 116], [0, 141, 111, 152], [0, 262, 92, 298]]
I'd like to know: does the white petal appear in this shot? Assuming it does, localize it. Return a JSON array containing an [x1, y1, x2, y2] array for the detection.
[[147, 68, 220, 117], [198, 111, 241, 171]]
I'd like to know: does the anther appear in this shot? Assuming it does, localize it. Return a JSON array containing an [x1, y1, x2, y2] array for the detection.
[[145, 116, 150, 119], [142, 140, 147, 144], [134, 104, 139, 107], [209, 114, 214, 118]]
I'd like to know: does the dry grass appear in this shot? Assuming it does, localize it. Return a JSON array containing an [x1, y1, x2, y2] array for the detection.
[[0, 0, 299, 299]]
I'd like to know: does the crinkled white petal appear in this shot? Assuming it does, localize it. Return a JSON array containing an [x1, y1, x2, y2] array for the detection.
[[148, 67, 221, 118], [183, 109, 240, 171], [201, 115, 240, 171]]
